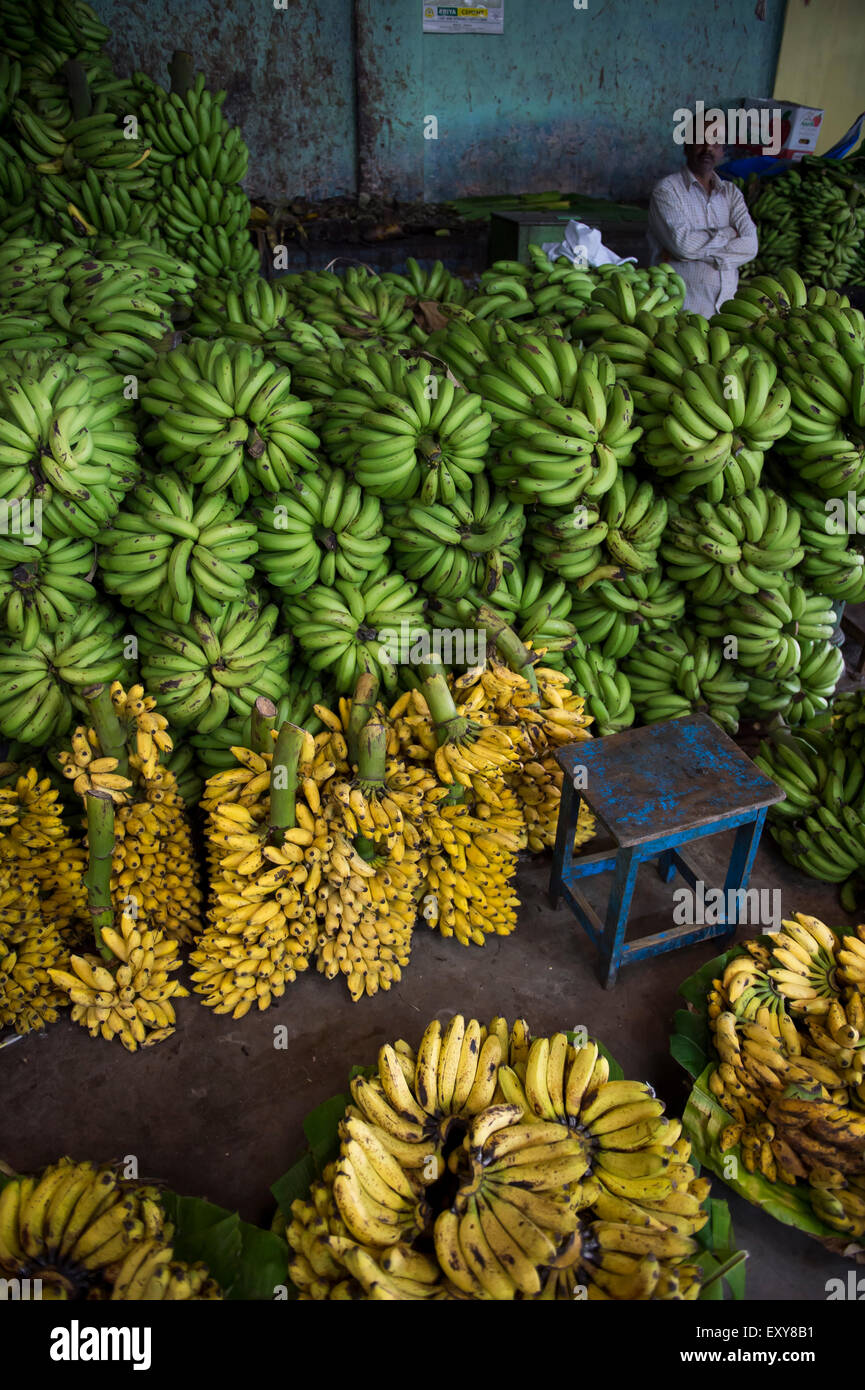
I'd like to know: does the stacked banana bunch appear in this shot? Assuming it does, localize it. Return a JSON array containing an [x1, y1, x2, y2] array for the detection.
[[0, 600, 126, 746], [564, 637, 635, 735], [482, 336, 640, 508], [700, 580, 842, 728], [437, 557, 578, 669], [384, 473, 525, 600], [0, 343, 140, 535], [741, 175, 801, 278], [135, 594, 292, 734], [0, 766, 84, 1035], [321, 352, 492, 504], [133, 71, 255, 279], [466, 255, 594, 328], [0, 535, 95, 654], [623, 627, 748, 733], [139, 338, 320, 503], [661, 487, 802, 602], [526, 469, 666, 590], [566, 569, 685, 662], [97, 471, 258, 621], [704, 913, 865, 1237], [381, 255, 470, 310], [0, 1156, 221, 1300], [786, 480, 865, 603], [754, 721, 865, 903], [634, 330, 792, 499], [283, 564, 428, 694], [742, 159, 865, 289], [285, 265, 415, 346], [57, 680, 203, 945], [287, 1016, 711, 1300], [188, 275, 307, 346], [250, 467, 389, 594]]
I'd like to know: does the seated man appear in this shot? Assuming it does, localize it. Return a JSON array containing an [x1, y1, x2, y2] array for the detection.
[[647, 137, 758, 318]]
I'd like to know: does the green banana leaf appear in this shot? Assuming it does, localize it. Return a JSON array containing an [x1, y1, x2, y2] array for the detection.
[[271, 1034, 745, 1299], [672, 944, 865, 1262]]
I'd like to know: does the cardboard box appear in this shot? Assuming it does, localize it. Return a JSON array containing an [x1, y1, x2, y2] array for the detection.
[[735, 96, 824, 160]]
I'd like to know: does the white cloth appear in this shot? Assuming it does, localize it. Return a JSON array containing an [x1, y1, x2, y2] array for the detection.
[[541, 220, 635, 268], [647, 167, 759, 319]]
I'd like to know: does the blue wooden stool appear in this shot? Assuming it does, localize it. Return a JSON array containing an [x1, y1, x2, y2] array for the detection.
[[549, 713, 784, 988]]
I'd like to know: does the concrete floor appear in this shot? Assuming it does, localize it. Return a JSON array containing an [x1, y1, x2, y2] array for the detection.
[[1, 821, 858, 1301]]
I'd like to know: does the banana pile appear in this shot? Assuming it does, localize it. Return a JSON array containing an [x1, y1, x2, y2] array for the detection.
[[738, 158, 865, 289], [705, 913, 865, 1237], [754, 717, 865, 904], [385, 473, 524, 600], [0, 766, 83, 1034], [0, 1156, 221, 1300], [286, 265, 415, 346], [287, 1015, 712, 1300]]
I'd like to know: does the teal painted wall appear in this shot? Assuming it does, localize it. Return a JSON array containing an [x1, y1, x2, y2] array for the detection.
[[93, 0, 785, 203]]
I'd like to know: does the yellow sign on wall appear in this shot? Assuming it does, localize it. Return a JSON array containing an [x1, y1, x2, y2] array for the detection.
[[423, 3, 504, 34]]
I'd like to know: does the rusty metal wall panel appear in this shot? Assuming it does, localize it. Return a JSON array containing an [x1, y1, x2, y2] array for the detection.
[[93, 0, 356, 200]]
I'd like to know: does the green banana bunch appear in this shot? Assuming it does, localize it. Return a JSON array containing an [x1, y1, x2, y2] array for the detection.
[[773, 479, 865, 602], [62, 165, 159, 242], [0, 535, 96, 649], [465, 259, 538, 324], [249, 466, 389, 593], [527, 501, 607, 583], [0, 347, 139, 539], [424, 310, 500, 383], [189, 275, 303, 343], [283, 560, 429, 692], [429, 558, 578, 667], [140, 338, 320, 505], [743, 161, 865, 288], [743, 179, 802, 277], [568, 260, 685, 340], [97, 471, 258, 621], [136, 73, 248, 176], [597, 471, 667, 574], [381, 256, 469, 306], [741, 639, 844, 726], [485, 338, 638, 505], [696, 581, 834, 683], [0, 135, 33, 209], [135, 594, 292, 734], [384, 472, 524, 600], [563, 638, 635, 734], [154, 175, 247, 239], [624, 627, 748, 733], [566, 569, 685, 661], [0, 599, 127, 746], [711, 267, 809, 332], [661, 486, 802, 600], [287, 265, 415, 346], [321, 356, 491, 503]]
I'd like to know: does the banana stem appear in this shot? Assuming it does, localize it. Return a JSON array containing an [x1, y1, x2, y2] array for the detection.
[[168, 50, 194, 97], [83, 683, 129, 777], [85, 790, 115, 962], [347, 673, 380, 762], [250, 696, 277, 755], [357, 718, 386, 793], [417, 434, 442, 460], [419, 661, 470, 745], [476, 605, 539, 697], [269, 722, 305, 843]]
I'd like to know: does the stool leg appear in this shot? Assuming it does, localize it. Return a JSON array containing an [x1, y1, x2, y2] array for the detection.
[[719, 811, 766, 938], [598, 848, 639, 989], [549, 779, 576, 910], [657, 849, 676, 883]]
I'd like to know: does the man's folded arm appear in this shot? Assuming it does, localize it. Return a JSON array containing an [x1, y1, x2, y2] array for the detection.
[[648, 187, 736, 261]]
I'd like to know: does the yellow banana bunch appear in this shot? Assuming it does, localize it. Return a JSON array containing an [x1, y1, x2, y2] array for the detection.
[[0, 766, 86, 935], [285, 1016, 714, 1300], [48, 907, 187, 1051], [706, 913, 865, 1234], [419, 801, 520, 947], [0, 1158, 221, 1300], [0, 852, 70, 1034], [58, 683, 203, 945]]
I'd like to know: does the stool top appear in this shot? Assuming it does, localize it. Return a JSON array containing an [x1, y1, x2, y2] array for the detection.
[[554, 712, 784, 847]]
